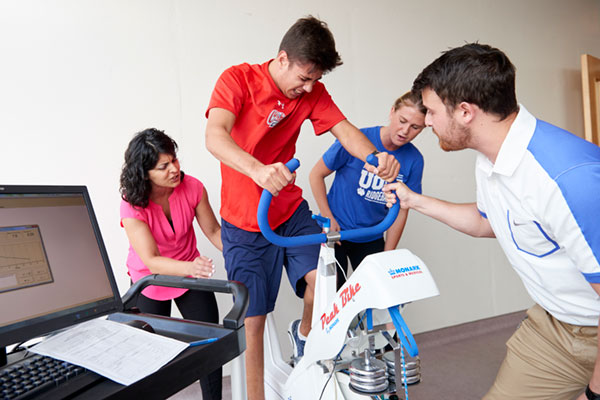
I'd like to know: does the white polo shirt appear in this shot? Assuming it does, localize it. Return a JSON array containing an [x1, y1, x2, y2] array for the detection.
[[476, 105, 600, 326]]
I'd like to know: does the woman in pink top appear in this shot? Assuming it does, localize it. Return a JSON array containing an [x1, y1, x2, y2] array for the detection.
[[119, 128, 222, 400]]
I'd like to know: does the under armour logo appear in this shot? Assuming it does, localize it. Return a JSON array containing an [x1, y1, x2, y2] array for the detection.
[[277, 100, 285, 109]]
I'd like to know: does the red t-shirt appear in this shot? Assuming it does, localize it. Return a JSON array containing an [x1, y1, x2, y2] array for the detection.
[[206, 60, 346, 231]]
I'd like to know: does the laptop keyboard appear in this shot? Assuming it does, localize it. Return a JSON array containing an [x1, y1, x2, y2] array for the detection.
[[1, 354, 99, 400]]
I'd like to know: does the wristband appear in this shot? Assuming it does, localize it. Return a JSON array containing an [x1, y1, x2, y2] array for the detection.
[[586, 385, 600, 400], [370, 150, 380, 157]]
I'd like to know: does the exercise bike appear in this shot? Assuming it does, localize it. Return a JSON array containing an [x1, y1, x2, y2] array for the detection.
[[241, 157, 439, 399]]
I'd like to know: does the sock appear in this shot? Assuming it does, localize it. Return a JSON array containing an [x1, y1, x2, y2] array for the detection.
[[297, 323, 307, 340]]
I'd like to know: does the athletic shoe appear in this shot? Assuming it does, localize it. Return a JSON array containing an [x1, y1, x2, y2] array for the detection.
[[288, 319, 306, 362]]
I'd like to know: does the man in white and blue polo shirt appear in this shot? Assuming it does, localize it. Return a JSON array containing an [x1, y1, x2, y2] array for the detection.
[[383, 43, 600, 400]]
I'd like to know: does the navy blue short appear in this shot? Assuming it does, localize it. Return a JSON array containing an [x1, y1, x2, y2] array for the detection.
[[221, 200, 321, 317]]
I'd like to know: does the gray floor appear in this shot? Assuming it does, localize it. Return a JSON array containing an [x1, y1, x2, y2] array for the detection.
[[398, 309, 525, 400], [170, 310, 525, 399]]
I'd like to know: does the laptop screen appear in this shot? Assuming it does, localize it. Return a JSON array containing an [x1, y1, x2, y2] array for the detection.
[[0, 185, 122, 348]]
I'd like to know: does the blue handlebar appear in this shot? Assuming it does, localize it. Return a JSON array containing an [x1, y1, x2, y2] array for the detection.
[[257, 158, 400, 247], [366, 153, 378, 167], [285, 158, 300, 173]]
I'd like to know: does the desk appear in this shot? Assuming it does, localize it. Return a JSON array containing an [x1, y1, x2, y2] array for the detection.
[[11, 276, 248, 400], [82, 311, 245, 399]]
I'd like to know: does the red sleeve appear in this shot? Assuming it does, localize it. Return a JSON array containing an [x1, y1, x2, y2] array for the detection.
[[205, 65, 247, 118], [309, 83, 346, 135]]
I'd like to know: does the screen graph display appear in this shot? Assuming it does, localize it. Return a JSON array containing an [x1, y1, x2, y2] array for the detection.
[[0, 225, 54, 294]]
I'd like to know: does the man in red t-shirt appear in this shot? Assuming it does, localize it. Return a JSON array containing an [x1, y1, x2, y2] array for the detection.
[[205, 15, 399, 399]]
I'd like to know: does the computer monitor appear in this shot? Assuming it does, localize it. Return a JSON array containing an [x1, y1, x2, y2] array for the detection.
[[0, 185, 122, 360]]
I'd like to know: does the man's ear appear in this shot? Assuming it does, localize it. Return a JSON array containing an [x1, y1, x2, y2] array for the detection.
[[275, 50, 289, 69], [457, 102, 477, 124]]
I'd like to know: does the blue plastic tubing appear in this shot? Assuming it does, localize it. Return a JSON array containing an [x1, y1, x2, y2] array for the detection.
[[256, 158, 400, 248]]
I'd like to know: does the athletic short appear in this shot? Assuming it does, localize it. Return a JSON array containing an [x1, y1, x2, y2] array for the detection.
[[335, 238, 385, 289], [484, 304, 596, 399], [221, 200, 321, 317]]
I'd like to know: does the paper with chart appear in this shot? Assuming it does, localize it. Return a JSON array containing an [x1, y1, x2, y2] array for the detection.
[[31, 318, 190, 385]]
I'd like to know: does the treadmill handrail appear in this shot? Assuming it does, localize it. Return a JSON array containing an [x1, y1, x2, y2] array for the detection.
[[121, 275, 248, 329]]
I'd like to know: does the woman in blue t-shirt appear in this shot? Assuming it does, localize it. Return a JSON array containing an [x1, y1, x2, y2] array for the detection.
[[309, 92, 426, 288]]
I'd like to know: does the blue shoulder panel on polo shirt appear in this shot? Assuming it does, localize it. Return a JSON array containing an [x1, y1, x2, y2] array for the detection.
[[527, 120, 600, 279], [583, 272, 600, 284]]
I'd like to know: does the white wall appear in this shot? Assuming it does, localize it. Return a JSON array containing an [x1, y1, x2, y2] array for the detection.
[[2, 0, 599, 372]]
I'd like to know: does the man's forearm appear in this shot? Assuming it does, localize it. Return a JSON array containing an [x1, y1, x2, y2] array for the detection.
[[331, 120, 376, 161], [409, 195, 494, 238], [206, 123, 295, 195], [206, 127, 263, 179], [384, 208, 408, 251], [309, 168, 333, 218]]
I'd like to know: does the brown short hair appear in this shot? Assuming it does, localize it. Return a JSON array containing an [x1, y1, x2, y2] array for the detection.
[[278, 15, 343, 73], [412, 43, 518, 120]]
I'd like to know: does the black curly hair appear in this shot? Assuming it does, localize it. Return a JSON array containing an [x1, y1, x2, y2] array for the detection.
[[119, 128, 183, 208]]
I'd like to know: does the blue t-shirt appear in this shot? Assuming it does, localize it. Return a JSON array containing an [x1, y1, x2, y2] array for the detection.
[[322, 126, 424, 242]]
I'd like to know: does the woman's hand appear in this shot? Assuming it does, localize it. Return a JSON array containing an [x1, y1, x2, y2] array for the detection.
[[321, 213, 341, 245], [188, 256, 216, 278], [328, 216, 341, 234]]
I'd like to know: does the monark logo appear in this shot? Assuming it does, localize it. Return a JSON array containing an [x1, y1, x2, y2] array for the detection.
[[387, 265, 422, 279]]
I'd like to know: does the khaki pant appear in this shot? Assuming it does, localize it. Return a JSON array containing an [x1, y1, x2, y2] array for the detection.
[[484, 304, 597, 400]]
